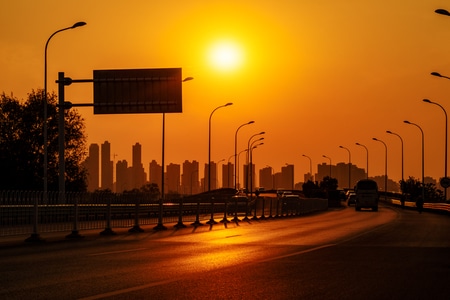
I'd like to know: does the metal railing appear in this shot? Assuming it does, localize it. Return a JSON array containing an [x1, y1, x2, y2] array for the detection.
[[0, 191, 329, 240]]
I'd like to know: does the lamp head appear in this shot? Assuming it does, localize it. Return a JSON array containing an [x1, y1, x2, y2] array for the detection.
[[435, 9, 450, 16], [248, 120, 255, 124], [182, 77, 194, 82], [72, 22, 87, 28], [372, 138, 378, 141], [225, 102, 233, 106], [404, 120, 411, 124], [423, 99, 432, 103], [431, 72, 442, 77]]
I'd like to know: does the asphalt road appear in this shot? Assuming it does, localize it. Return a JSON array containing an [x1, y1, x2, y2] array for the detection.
[[1, 204, 449, 299]]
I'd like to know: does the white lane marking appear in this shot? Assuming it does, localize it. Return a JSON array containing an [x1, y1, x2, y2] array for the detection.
[[78, 243, 336, 300], [87, 248, 147, 256]]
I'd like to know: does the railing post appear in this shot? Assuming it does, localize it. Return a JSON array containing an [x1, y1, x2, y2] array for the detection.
[[100, 193, 116, 235], [251, 196, 259, 220], [220, 198, 230, 223], [174, 197, 186, 228], [66, 192, 83, 239], [231, 197, 240, 222], [129, 193, 144, 233], [260, 196, 266, 219], [268, 197, 273, 218], [191, 198, 204, 227], [25, 191, 44, 242]]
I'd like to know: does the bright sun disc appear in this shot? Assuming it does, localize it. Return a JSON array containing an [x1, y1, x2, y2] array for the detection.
[[208, 41, 243, 71]]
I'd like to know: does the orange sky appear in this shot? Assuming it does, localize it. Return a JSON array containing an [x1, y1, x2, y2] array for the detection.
[[2, 0, 450, 186]]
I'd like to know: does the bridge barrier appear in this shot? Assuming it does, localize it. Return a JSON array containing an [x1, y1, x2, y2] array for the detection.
[[0, 190, 329, 240]]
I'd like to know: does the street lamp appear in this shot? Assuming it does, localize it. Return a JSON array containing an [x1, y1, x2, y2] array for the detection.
[[43, 21, 86, 194], [247, 137, 264, 190], [237, 148, 248, 190], [322, 155, 332, 177], [246, 132, 265, 188], [424, 98, 448, 200], [339, 146, 352, 189], [355, 143, 369, 179], [404, 120, 425, 202], [154, 76, 194, 231], [208, 103, 232, 192], [431, 72, 450, 80], [302, 154, 313, 182], [206, 102, 232, 225], [250, 143, 263, 220], [373, 138, 388, 201], [234, 121, 254, 190], [386, 130, 404, 187]]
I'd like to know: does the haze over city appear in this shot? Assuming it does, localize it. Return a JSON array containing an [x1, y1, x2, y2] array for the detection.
[[3, 1, 450, 186]]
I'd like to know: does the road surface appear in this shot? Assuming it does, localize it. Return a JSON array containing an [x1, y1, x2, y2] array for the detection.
[[1, 204, 449, 299]]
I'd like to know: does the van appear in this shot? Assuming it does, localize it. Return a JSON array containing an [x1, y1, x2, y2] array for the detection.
[[354, 179, 379, 211]]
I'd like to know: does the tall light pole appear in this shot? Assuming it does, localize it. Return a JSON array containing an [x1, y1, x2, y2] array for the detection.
[[404, 120, 425, 201], [247, 137, 264, 190], [208, 103, 232, 192], [423, 98, 448, 200], [386, 131, 404, 188], [302, 154, 313, 181], [373, 138, 388, 201], [322, 155, 332, 177], [237, 148, 248, 190], [234, 121, 254, 190], [246, 132, 265, 189], [43, 21, 86, 194], [339, 146, 352, 189], [153, 77, 194, 231], [356, 142, 369, 179]]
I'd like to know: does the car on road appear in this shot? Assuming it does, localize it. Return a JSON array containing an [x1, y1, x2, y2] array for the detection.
[[347, 193, 356, 206]]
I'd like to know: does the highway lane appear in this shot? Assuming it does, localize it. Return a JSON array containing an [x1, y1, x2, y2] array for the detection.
[[0, 204, 448, 299]]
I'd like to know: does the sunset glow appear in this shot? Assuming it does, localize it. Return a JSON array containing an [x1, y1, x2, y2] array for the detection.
[[207, 40, 243, 71], [2, 1, 450, 189]]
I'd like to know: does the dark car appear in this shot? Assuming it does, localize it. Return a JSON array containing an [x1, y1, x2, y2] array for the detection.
[[347, 193, 356, 206]]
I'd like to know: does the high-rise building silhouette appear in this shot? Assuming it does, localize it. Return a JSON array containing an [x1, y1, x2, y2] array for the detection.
[[131, 143, 146, 189], [83, 143, 99, 192], [181, 160, 199, 195], [166, 163, 180, 194], [204, 162, 217, 190], [222, 162, 234, 188], [281, 164, 294, 190], [149, 160, 162, 192], [101, 141, 113, 191], [259, 166, 273, 190], [116, 160, 129, 192]]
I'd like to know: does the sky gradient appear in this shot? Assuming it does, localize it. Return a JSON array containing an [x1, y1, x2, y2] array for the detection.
[[2, 0, 450, 186]]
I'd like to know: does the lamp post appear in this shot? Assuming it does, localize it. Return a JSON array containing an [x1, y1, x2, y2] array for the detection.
[[208, 103, 232, 192], [386, 131, 404, 187], [154, 76, 194, 231], [404, 120, 425, 202], [302, 154, 313, 181], [339, 146, 352, 189], [322, 155, 332, 177], [234, 121, 254, 190], [237, 148, 248, 190], [247, 138, 264, 190], [423, 99, 448, 200], [355, 143, 369, 179], [373, 138, 388, 201], [250, 143, 263, 220], [227, 154, 234, 188], [43, 22, 86, 194], [246, 132, 265, 189], [206, 102, 232, 225]]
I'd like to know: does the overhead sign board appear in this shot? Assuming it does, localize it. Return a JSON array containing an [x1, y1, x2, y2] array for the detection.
[[93, 68, 182, 114]]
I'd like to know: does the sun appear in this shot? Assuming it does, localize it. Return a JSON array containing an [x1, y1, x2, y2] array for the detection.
[[207, 40, 243, 71]]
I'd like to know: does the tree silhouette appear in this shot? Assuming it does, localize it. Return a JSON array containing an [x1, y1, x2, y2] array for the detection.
[[0, 90, 87, 191]]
